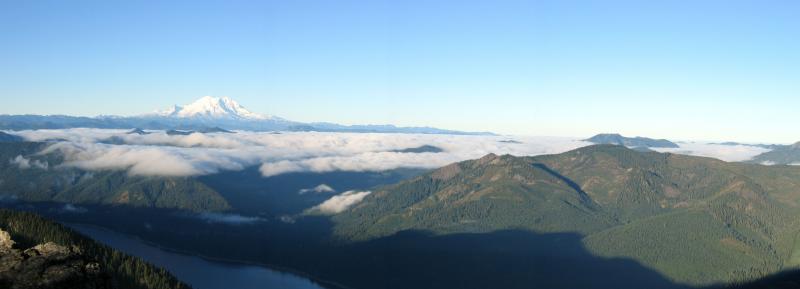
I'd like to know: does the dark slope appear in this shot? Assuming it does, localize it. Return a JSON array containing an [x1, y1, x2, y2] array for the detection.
[[718, 269, 800, 289], [0, 132, 23, 142], [310, 230, 687, 289], [8, 202, 686, 289], [198, 167, 425, 216]]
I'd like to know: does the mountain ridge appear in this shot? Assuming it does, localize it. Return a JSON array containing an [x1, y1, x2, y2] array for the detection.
[[0, 96, 493, 135], [585, 133, 680, 148], [332, 144, 800, 285], [749, 141, 800, 165]]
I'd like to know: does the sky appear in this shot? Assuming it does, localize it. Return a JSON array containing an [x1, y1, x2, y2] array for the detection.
[[0, 0, 798, 143]]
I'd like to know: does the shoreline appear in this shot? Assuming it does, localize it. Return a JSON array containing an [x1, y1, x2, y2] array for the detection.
[[63, 222, 353, 289]]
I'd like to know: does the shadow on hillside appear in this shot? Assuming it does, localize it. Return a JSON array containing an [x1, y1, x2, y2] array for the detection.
[[3, 202, 690, 289], [303, 229, 689, 289], [706, 269, 800, 289], [198, 167, 426, 215], [532, 163, 595, 204]]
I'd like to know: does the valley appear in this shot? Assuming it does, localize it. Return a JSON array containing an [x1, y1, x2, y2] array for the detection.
[[67, 223, 328, 289], [3, 133, 800, 288]]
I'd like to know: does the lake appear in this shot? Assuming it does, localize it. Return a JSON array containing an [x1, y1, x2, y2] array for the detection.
[[68, 224, 327, 289]]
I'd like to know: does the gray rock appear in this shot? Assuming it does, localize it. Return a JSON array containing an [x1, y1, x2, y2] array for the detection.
[[0, 229, 13, 252], [0, 229, 113, 289]]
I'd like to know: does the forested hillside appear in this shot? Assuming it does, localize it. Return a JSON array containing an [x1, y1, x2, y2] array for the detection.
[[333, 145, 800, 285], [0, 209, 188, 289], [749, 142, 800, 165], [0, 142, 230, 212]]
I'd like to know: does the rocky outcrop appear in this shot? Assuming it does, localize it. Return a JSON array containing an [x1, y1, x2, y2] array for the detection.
[[0, 228, 113, 289], [0, 229, 13, 252]]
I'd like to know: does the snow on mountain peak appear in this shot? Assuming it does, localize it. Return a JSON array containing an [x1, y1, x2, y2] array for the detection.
[[156, 96, 271, 120], [159, 105, 182, 115]]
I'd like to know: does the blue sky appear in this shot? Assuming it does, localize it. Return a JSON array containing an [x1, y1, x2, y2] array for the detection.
[[1, 0, 798, 143]]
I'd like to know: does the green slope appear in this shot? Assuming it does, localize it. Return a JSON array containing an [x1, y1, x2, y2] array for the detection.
[[333, 153, 613, 240], [333, 144, 800, 286], [584, 210, 779, 283]]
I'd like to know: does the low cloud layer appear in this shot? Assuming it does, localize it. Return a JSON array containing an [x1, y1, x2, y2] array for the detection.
[[6, 129, 776, 178], [311, 191, 372, 214], [12, 129, 593, 177], [197, 212, 263, 225], [299, 184, 336, 195], [60, 204, 88, 213], [10, 155, 49, 170], [651, 142, 770, 162], [40, 141, 254, 176]]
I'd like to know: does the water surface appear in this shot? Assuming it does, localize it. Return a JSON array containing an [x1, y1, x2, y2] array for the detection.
[[68, 224, 327, 289]]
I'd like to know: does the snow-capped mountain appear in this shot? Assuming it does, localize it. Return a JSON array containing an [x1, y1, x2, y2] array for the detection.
[[155, 96, 277, 120], [0, 96, 492, 135]]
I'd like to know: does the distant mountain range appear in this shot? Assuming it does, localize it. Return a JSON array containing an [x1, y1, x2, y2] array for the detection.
[[709, 142, 785, 150], [584, 133, 680, 148], [749, 141, 800, 165], [0, 96, 493, 135]]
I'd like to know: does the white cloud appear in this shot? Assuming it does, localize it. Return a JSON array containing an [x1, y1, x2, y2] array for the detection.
[[279, 215, 296, 223], [310, 191, 372, 214], [651, 143, 770, 163], [9, 128, 778, 177], [197, 213, 263, 225], [39, 141, 262, 176], [255, 134, 592, 177], [259, 151, 464, 177], [259, 160, 305, 178], [299, 184, 336, 194], [60, 204, 88, 213], [9, 155, 49, 170], [17, 129, 595, 177]]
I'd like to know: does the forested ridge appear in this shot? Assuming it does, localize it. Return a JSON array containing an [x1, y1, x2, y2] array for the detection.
[[0, 142, 230, 212], [0, 209, 189, 289], [333, 145, 800, 285]]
